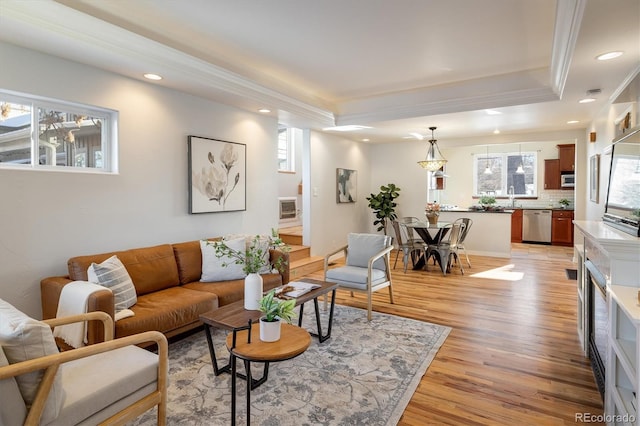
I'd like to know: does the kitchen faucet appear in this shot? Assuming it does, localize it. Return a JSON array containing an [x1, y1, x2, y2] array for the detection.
[[508, 185, 515, 207]]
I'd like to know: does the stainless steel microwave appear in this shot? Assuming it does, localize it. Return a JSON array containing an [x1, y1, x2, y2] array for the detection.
[[561, 173, 575, 188]]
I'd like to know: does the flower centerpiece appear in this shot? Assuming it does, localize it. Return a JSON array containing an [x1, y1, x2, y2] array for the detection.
[[425, 202, 441, 225], [210, 229, 290, 310], [258, 289, 297, 342]]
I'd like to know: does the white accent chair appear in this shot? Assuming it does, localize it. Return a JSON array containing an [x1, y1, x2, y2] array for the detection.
[[0, 299, 168, 426], [323, 233, 395, 321]]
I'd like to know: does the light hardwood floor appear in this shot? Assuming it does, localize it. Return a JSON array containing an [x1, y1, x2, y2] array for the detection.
[[304, 244, 604, 425]]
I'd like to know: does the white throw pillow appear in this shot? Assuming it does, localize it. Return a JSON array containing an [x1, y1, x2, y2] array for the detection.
[[88, 255, 137, 312], [0, 346, 28, 426], [200, 237, 247, 282], [0, 299, 64, 424]]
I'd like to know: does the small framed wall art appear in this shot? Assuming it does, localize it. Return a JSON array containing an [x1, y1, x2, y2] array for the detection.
[[336, 168, 357, 203], [188, 135, 246, 213]]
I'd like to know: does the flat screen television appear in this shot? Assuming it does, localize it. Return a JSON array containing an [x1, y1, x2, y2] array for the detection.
[[602, 125, 640, 237]]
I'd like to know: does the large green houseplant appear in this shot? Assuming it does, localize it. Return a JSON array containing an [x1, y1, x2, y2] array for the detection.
[[366, 184, 401, 234]]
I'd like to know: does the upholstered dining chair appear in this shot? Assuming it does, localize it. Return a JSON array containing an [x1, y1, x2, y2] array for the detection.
[[426, 222, 466, 276], [0, 299, 168, 426], [323, 233, 394, 321], [453, 217, 473, 267], [391, 220, 426, 273]]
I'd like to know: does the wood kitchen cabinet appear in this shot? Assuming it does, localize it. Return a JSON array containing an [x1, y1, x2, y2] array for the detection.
[[544, 159, 561, 189], [551, 210, 573, 246], [511, 209, 523, 243], [557, 144, 575, 172]]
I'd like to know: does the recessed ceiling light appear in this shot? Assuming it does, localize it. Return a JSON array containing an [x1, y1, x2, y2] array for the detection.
[[409, 132, 424, 140], [579, 98, 596, 104], [258, 108, 271, 113], [362, 138, 370, 142], [322, 125, 372, 132], [493, 129, 500, 134], [596, 51, 623, 61], [143, 73, 162, 81], [567, 120, 580, 124], [485, 109, 502, 115]]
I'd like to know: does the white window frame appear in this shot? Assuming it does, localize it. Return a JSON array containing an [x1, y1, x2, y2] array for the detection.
[[277, 126, 295, 172], [0, 89, 118, 173], [473, 151, 538, 197]]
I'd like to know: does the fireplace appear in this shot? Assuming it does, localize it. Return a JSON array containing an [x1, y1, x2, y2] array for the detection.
[[585, 259, 607, 400]]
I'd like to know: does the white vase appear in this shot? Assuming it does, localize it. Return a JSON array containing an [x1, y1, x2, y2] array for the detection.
[[244, 273, 263, 310], [260, 317, 281, 342]]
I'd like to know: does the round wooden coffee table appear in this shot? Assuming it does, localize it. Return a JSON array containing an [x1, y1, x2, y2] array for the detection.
[[226, 323, 311, 425]]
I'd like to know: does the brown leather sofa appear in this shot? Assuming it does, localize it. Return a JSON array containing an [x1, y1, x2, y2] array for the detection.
[[40, 239, 289, 346]]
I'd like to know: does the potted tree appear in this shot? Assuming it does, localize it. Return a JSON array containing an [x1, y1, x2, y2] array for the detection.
[[258, 289, 297, 342], [366, 183, 401, 234], [211, 230, 289, 310]]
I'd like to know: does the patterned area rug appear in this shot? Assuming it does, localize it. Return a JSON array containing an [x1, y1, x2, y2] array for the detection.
[[129, 304, 451, 425]]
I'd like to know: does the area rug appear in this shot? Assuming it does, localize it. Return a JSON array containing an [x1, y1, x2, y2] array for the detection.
[[565, 268, 578, 280], [129, 304, 450, 425]]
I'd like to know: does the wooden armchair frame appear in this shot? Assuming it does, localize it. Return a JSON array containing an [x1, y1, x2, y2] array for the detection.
[[0, 311, 168, 426]]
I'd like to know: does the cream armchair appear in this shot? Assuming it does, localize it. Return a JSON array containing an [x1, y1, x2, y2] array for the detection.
[[0, 299, 167, 426], [324, 233, 395, 321]]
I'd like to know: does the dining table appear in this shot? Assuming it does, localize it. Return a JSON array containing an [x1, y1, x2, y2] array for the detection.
[[405, 221, 452, 271]]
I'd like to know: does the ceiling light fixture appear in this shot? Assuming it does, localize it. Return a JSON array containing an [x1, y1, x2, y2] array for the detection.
[[483, 145, 492, 175], [516, 144, 525, 174], [596, 51, 623, 61], [567, 120, 580, 124], [485, 109, 502, 115], [579, 88, 601, 103], [322, 125, 372, 132], [143, 73, 162, 81], [258, 108, 271, 113], [417, 126, 448, 171], [493, 129, 500, 134]]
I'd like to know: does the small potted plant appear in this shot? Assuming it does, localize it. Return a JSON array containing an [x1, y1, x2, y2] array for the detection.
[[479, 195, 497, 210], [559, 198, 571, 209], [258, 289, 297, 342]]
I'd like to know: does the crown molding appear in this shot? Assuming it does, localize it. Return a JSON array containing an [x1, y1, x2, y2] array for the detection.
[[550, 0, 587, 98]]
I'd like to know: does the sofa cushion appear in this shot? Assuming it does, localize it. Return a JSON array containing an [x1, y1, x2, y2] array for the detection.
[[0, 299, 64, 424], [200, 238, 247, 282], [325, 265, 389, 288], [184, 272, 282, 306], [50, 345, 159, 426], [114, 287, 218, 339], [347, 233, 391, 270], [0, 346, 27, 426], [88, 256, 137, 312], [68, 244, 180, 296]]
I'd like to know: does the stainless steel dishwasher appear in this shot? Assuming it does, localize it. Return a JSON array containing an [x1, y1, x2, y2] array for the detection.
[[522, 209, 552, 243]]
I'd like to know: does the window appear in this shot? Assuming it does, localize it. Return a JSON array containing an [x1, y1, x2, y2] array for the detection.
[[277, 125, 295, 172], [0, 91, 116, 172], [473, 150, 537, 197]]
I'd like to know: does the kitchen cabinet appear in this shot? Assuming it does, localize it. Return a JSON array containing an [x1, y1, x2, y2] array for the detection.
[[557, 144, 575, 172], [544, 159, 561, 190], [511, 208, 522, 243], [551, 210, 573, 246]]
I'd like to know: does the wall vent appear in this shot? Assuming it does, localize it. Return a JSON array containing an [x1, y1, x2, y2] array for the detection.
[[278, 197, 297, 222]]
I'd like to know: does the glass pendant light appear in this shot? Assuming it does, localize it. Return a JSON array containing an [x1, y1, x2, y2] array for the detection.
[[516, 143, 525, 174], [417, 127, 448, 171], [483, 145, 492, 175]]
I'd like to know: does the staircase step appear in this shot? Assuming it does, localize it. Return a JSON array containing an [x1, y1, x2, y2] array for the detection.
[[280, 233, 302, 246], [288, 245, 311, 262], [289, 256, 324, 280]]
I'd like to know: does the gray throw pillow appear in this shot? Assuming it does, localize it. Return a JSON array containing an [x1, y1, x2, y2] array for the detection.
[[88, 255, 137, 312]]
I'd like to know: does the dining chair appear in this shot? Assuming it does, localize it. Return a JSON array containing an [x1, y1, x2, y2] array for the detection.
[[426, 222, 466, 276], [453, 217, 473, 267], [399, 217, 423, 245], [391, 220, 426, 273]]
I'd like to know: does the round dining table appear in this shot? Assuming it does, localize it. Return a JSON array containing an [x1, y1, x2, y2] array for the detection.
[[404, 221, 451, 271]]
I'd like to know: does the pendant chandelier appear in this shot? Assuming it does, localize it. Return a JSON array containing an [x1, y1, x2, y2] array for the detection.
[[516, 143, 525, 174], [483, 145, 492, 174], [417, 126, 448, 171]]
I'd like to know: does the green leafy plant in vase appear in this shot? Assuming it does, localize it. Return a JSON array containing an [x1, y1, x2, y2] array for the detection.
[[210, 229, 290, 310], [479, 195, 496, 210], [558, 198, 570, 209], [258, 289, 297, 342]]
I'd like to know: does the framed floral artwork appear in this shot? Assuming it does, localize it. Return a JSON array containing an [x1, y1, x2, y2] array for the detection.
[[188, 135, 246, 213]]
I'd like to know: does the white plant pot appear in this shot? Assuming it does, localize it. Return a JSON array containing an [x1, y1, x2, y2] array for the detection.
[[244, 273, 263, 310], [260, 317, 281, 342]]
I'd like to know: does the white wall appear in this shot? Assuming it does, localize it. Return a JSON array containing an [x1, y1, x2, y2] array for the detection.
[[308, 131, 372, 256], [0, 43, 281, 317]]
